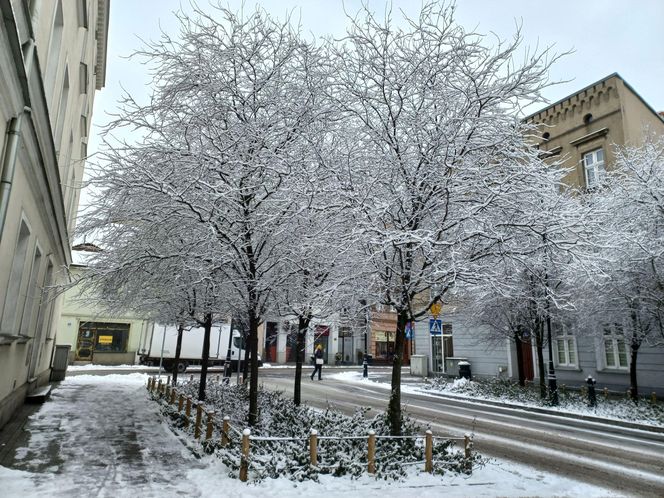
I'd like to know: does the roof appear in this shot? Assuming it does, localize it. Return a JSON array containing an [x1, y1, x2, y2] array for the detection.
[[524, 73, 664, 124], [95, 0, 110, 90]]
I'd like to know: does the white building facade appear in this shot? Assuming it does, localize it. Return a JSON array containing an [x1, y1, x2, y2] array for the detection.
[[0, 0, 109, 428]]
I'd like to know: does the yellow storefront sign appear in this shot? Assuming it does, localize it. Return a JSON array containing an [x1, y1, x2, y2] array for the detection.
[[98, 335, 113, 344]]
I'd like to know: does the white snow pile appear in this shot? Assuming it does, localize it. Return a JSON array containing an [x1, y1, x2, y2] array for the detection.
[[154, 380, 477, 482], [67, 363, 158, 371], [425, 376, 664, 427]]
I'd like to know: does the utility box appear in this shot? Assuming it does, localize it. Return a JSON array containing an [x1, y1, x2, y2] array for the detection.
[[51, 344, 72, 381], [458, 360, 472, 380], [410, 355, 427, 377]]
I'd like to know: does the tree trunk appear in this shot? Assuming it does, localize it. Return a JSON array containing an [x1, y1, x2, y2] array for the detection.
[[387, 308, 408, 436], [629, 345, 639, 403], [172, 323, 184, 386], [535, 322, 546, 399], [198, 312, 212, 401], [248, 312, 260, 426], [294, 314, 311, 406], [514, 329, 525, 387]]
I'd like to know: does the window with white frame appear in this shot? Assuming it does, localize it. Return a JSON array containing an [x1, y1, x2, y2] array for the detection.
[[603, 325, 628, 369], [583, 148, 605, 188], [555, 336, 577, 367]]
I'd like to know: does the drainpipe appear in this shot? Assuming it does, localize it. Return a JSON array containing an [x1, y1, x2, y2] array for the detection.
[[0, 106, 31, 243], [0, 36, 35, 244]]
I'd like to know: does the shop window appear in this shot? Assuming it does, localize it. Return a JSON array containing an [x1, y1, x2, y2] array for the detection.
[[79, 322, 129, 353]]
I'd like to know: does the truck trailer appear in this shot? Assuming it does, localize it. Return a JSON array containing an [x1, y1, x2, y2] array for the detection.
[[139, 323, 261, 373]]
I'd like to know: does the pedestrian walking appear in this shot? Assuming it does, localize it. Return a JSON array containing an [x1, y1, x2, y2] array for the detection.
[[310, 345, 324, 380]]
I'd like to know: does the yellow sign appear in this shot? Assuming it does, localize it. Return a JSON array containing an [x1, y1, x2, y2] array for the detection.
[[430, 302, 442, 319], [98, 335, 113, 344]]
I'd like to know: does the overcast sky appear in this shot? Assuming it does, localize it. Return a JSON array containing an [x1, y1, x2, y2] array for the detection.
[[88, 0, 664, 156]]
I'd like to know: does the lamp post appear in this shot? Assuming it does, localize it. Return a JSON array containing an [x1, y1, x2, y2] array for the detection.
[[543, 234, 558, 406], [545, 312, 558, 405], [360, 299, 368, 378]]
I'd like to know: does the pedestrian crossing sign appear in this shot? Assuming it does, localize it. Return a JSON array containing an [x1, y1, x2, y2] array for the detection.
[[429, 319, 442, 335]]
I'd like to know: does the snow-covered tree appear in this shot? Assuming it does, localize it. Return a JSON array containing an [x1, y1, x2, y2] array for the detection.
[[81, 4, 329, 424], [328, 2, 561, 434], [576, 136, 664, 401]]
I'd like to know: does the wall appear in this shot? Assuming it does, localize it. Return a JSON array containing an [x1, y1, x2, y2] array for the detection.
[[0, 0, 108, 428]]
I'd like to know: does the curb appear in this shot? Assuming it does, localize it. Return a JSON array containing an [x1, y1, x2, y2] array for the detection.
[[414, 387, 664, 434]]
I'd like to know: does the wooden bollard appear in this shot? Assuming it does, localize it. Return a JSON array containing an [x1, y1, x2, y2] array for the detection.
[[651, 392, 657, 404], [206, 411, 215, 440], [367, 430, 376, 474], [157, 379, 163, 395], [185, 396, 192, 427], [464, 433, 472, 471], [309, 429, 318, 467], [195, 404, 203, 439], [424, 430, 433, 473], [221, 416, 230, 447], [170, 387, 176, 405], [239, 429, 251, 482], [603, 387, 609, 399], [165, 385, 171, 399], [580, 386, 586, 397], [190, 374, 194, 383], [147, 377, 152, 391], [178, 393, 184, 412]]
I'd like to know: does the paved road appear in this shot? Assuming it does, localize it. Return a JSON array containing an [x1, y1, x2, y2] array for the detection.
[[256, 367, 664, 497]]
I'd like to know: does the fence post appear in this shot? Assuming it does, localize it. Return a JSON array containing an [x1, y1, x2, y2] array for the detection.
[[190, 374, 194, 383], [147, 377, 152, 391], [206, 411, 215, 441], [185, 396, 192, 427], [165, 384, 171, 400], [170, 387, 176, 405], [195, 403, 203, 439], [651, 392, 657, 404], [178, 393, 184, 412], [157, 379, 163, 395], [221, 416, 230, 447], [603, 387, 609, 400], [367, 430, 376, 474], [309, 429, 318, 467], [425, 430, 433, 473], [464, 433, 472, 472], [240, 429, 251, 482]]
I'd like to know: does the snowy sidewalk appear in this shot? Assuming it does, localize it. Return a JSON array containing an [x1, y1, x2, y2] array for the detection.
[[1, 373, 207, 497], [1, 373, 619, 497]]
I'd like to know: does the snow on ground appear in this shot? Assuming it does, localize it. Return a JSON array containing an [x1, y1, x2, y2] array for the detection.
[[328, 371, 664, 428], [67, 364, 159, 371], [0, 373, 617, 497]]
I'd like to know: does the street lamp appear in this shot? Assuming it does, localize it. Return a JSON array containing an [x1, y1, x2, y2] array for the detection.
[[545, 313, 558, 405], [543, 234, 559, 406], [360, 299, 368, 378]]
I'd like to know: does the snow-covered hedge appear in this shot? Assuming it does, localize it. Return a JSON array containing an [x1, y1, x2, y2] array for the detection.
[[426, 377, 664, 426], [151, 381, 478, 482]]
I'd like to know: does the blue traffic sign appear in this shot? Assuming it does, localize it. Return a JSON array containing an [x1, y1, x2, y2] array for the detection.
[[429, 319, 442, 335]]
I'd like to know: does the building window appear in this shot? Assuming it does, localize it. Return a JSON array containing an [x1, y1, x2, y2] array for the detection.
[[602, 324, 628, 370], [1, 220, 31, 334], [555, 336, 577, 367], [583, 148, 605, 188], [79, 322, 130, 353]]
